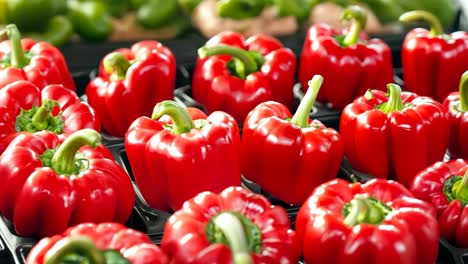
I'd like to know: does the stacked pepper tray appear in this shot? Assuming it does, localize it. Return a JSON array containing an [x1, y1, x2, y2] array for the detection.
[[0, 2, 468, 264]]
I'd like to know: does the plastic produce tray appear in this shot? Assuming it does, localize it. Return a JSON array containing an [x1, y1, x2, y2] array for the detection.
[[0, 10, 466, 261]]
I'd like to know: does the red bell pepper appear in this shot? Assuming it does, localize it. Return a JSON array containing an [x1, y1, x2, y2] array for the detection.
[[296, 178, 439, 264], [161, 186, 301, 263], [125, 100, 241, 211], [26, 222, 168, 264], [443, 71, 468, 159], [410, 159, 468, 247], [298, 6, 394, 110], [241, 75, 344, 205], [192, 31, 296, 123], [0, 80, 100, 154], [0, 129, 135, 237], [399, 11, 468, 102], [0, 25, 75, 91], [340, 83, 450, 186], [86, 40, 176, 137]]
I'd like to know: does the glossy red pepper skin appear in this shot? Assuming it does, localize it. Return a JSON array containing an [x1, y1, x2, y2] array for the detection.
[[296, 178, 439, 264], [26, 222, 169, 264], [192, 32, 296, 123], [298, 24, 394, 109], [86, 41, 176, 137], [241, 101, 344, 205], [0, 81, 100, 154], [443, 92, 468, 159], [161, 186, 301, 263], [410, 159, 468, 247], [125, 108, 241, 211], [340, 89, 450, 187], [0, 38, 75, 91], [402, 30, 468, 102], [0, 131, 135, 237]]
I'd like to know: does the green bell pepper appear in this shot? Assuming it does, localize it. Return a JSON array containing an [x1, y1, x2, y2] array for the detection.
[[101, 0, 130, 18], [216, 0, 269, 20], [67, 0, 113, 42], [274, 0, 317, 21], [393, 0, 456, 26], [0, 0, 7, 25], [2, 0, 66, 32], [25, 16, 74, 47], [130, 0, 144, 9], [352, 0, 456, 26], [178, 0, 202, 13], [353, 0, 405, 24], [136, 0, 179, 29]]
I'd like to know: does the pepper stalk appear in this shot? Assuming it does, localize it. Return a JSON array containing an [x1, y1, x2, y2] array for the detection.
[[207, 211, 263, 264], [213, 213, 253, 264], [51, 129, 102, 175], [291, 75, 323, 128], [378, 83, 405, 114], [343, 194, 392, 226], [198, 44, 264, 79], [0, 24, 29, 68], [44, 237, 130, 264], [151, 100, 195, 135], [451, 169, 468, 206], [341, 5, 367, 47], [399, 10, 444, 37], [16, 100, 63, 134], [459, 70, 468, 112], [103, 52, 132, 81]]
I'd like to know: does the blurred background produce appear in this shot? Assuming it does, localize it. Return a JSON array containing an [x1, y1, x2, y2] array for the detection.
[[0, 0, 463, 46]]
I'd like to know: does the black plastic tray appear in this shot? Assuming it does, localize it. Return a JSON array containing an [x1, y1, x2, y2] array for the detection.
[[440, 239, 468, 264]]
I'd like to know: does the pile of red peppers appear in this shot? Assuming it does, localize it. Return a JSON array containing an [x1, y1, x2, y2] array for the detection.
[[0, 4, 466, 264]]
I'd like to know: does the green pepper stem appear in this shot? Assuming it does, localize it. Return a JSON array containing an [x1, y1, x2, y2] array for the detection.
[[213, 212, 253, 264], [151, 100, 195, 135], [198, 44, 260, 77], [399, 10, 444, 37], [378, 84, 405, 114], [3, 24, 28, 68], [291, 75, 323, 128], [461, 169, 468, 186], [343, 195, 390, 226], [344, 197, 365, 226], [451, 169, 468, 205], [51, 129, 102, 175], [459, 71, 468, 111], [342, 5, 367, 47], [31, 100, 59, 131], [103, 52, 131, 81], [45, 237, 105, 264]]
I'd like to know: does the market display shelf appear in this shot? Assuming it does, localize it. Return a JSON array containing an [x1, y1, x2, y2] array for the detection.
[[0, 8, 465, 262]]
